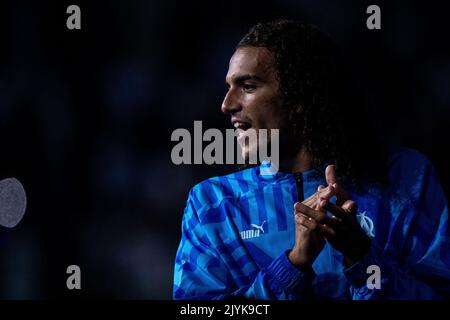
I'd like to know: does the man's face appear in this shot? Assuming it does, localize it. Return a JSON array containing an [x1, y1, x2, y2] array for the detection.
[[222, 46, 286, 161]]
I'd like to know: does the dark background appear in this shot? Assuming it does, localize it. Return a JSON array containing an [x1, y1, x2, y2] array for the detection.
[[0, 0, 449, 299]]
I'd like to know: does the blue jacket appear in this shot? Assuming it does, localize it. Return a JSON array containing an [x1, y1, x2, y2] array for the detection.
[[173, 148, 450, 299]]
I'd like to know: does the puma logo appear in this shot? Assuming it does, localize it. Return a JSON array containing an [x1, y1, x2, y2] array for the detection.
[[250, 220, 267, 233], [240, 220, 267, 240]]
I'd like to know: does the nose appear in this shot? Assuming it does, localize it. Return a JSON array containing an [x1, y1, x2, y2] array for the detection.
[[221, 89, 242, 115]]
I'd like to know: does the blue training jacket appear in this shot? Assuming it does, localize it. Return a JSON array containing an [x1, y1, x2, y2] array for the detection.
[[173, 147, 450, 299]]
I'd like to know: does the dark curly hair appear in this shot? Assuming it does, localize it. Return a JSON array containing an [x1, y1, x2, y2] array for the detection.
[[237, 19, 386, 185]]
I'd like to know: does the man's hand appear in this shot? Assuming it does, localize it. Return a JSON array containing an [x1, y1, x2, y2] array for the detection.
[[288, 184, 336, 269], [297, 165, 372, 266], [288, 202, 326, 270]]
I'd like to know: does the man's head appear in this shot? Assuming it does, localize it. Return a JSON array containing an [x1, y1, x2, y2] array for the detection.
[[222, 46, 286, 163], [222, 19, 383, 181]]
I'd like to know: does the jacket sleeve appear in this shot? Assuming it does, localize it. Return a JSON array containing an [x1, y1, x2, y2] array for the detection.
[[343, 152, 450, 299], [173, 190, 314, 300]]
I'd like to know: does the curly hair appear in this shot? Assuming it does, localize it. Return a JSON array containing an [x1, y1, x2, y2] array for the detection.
[[237, 19, 386, 185]]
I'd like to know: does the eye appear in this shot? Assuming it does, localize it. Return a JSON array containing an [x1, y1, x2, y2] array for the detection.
[[242, 84, 257, 93]]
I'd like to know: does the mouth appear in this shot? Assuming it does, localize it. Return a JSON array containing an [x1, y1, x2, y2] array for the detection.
[[232, 119, 252, 132], [232, 119, 254, 151]]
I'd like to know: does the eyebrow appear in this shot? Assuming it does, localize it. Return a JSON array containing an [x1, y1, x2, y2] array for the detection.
[[226, 74, 264, 85]]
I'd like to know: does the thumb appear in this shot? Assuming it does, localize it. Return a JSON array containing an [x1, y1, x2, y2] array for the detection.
[[325, 164, 349, 206], [325, 164, 339, 187]]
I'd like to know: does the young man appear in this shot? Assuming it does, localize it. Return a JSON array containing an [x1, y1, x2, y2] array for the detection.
[[173, 20, 450, 299]]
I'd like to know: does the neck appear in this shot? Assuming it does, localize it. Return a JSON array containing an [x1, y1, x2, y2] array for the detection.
[[279, 146, 311, 173]]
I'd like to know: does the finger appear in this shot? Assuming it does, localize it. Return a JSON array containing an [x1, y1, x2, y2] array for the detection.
[[297, 212, 310, 219], [301, 198, 315, 208], [322, 201, 351, 221], [341, 200, 358, 214], [318, 224, 337, 237], [325, 165, 339, 187], [297, 214, 318, 230], [325, 165, 349, 205], [296, 203, 339, 226], [331, 215, 342, 223], [318, 200, 344, 222], [295, 212, 303, 223], [294, 202, 303, 212], [295, 213, 315, 229], [301, 186, 326, 208], [317, 185, 336, 202], [295, 202, 322, 220], [302, 185, 336, 208]]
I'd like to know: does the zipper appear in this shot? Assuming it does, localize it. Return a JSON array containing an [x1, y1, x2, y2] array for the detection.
[[293, 172, 304, 202]]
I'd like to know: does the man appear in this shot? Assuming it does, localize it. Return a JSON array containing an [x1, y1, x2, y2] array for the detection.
[[173, 20, 450, 299]]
